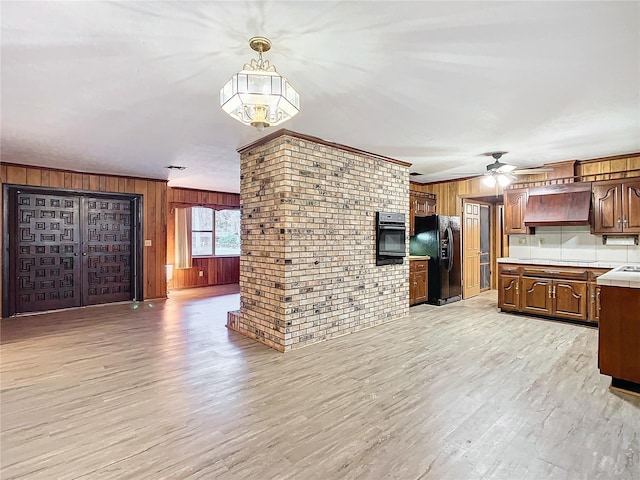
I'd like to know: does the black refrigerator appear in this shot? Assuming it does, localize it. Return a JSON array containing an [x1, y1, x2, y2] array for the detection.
[[411, 214, 462, 305]]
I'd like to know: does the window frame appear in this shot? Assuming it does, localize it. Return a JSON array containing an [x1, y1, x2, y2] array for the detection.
[[190, 206, 240, 258]]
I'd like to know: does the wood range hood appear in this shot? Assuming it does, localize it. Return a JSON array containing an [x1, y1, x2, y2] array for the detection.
[[523, 183, 592, 227]]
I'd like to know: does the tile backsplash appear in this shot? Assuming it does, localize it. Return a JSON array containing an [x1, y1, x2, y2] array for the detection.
[[508, 226, 639, 263]]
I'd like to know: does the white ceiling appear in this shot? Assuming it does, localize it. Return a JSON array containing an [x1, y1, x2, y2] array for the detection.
[[2, 1, 639, 193]]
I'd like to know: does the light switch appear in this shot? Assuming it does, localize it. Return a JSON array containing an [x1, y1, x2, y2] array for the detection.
[[144, 239, 152, 247]]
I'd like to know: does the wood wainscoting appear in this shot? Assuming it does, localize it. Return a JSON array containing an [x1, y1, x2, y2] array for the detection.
[[167, 187, 240, 290], [1, 163, 167, 316]]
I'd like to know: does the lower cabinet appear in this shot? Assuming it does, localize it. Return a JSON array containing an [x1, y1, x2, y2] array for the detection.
[[498, 274, 520, 311], [410, 259, 428, 306], [498, 263, 604, 324]]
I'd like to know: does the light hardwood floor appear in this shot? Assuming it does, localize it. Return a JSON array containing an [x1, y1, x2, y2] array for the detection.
[[1, 287, 639, 480]]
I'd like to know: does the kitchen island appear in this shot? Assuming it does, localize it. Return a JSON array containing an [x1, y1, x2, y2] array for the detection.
[[597, 264, 640, 396]]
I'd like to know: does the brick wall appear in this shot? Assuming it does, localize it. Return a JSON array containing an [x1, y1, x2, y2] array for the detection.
[[232, 131, 410, 352]]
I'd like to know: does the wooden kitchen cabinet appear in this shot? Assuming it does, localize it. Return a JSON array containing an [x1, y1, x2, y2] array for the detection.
[[504, 188, 534, 235], [520, 277, 554, 316], [409, 259, 428, 306], [592, 179, 640, 234], [553, 279, 588, 321], [498, 262, 598, 324], [498, 274, 520, 311], [409, 192, 436, 235]]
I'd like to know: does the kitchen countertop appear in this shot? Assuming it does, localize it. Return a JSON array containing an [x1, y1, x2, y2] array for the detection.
[[408, 255, 430, 260], [597, 264, 640, 289], [497, 257, 631, 269]]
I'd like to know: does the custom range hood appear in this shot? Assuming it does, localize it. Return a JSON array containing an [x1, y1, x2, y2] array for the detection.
[[523, 183, 592, 227]]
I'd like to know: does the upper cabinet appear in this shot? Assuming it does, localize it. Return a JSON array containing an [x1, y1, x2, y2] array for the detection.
[[592, 179, 640, 234], [504, 188, 534, 235], [409, 192, 436, 235]]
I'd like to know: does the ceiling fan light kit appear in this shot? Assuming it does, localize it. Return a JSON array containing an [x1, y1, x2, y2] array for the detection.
[[481, 151, 554, 187], [220, 37, 300, 131]]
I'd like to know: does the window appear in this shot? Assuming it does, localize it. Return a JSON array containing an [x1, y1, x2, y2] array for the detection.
[[191, 207, 240, 257]]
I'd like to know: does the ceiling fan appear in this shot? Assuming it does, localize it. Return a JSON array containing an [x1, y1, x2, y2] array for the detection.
[[482, 152, 553, 186]]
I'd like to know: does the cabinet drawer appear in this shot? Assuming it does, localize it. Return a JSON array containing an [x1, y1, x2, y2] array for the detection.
[[522, 267, 588, 280], [410, 260, 428, 272], [499, 264, 520, 275]]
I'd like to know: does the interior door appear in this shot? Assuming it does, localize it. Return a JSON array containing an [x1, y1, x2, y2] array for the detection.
[[479, 204, 491, 291], [13, 190, 82, 313], [463, 202, 481, 298], [84, 197, 133, 305]]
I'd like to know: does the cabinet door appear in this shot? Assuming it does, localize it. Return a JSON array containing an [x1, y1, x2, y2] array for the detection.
[[426, 197, 437, 215], [414, 272, 427, 303], [588, 283, 601, 324], [520, 277, 552, 315], [592, 183, 622, 233], [623, 180, 640, 233], [498, 274, 520, 311], [504, 188, 532, 234], [409, 271, 417, 305], [552, 280, 588, 321]]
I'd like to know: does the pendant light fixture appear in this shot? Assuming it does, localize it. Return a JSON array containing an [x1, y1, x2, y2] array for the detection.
[[220, 37, 300, 131]]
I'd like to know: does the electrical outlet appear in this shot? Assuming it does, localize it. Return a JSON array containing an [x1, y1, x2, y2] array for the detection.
[[539, 237, 545, 245], [199, 271, 204, 277], [519, 237, 526, 245], [144, 239, 152, 247]]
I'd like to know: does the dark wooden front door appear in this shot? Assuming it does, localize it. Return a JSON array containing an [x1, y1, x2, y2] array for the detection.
[[8, 188, 138, 315], [84, 197, 132, 305], [15, 191, 82, 313]]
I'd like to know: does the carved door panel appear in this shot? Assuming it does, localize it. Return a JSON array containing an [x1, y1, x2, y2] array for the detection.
[[623, 180, 640, 233], [498, 274, 520, 311], [83, 197, 133, 305], [553, 280, 588, 321], [15, 191, 82, 313], [520, 277, 552, 316], [592, 183, 621, 233], [504, 189, 531, 234], [7, 189, 137, 316]]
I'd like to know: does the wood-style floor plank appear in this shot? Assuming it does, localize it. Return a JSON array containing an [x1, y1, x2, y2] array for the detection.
[[1, 287, 639, 479]]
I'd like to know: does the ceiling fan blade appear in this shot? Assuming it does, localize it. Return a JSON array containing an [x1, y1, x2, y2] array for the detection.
[[495, 164, 517, 173], [512, 167, 555, 174]]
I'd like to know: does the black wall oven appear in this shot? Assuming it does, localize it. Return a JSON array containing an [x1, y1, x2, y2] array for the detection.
[[376, 212, 406, 265]]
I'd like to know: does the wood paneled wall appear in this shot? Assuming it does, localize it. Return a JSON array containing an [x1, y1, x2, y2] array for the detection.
[[577, 153, 640, 179], [1, 163, 168, 316], [411, 176, 505, 217], [166, 187, 240, 290]]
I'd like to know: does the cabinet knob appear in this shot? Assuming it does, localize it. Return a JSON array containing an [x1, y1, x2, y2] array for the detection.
[[618, 218, 622, 224]]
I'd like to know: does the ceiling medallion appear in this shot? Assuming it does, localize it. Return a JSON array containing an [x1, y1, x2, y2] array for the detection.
[[220, 37, 300, 131]]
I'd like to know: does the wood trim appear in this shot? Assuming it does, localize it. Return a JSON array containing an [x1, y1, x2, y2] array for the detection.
[[1, 162, 168, 185], [577, 152, 640, 164], [237, 129, 412, 168]]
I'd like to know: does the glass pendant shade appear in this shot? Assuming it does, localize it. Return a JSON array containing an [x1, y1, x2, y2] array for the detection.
[[220, 37, 299, 130]]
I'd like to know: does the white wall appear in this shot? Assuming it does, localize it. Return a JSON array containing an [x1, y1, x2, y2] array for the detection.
[[508, 226, 640, 263]]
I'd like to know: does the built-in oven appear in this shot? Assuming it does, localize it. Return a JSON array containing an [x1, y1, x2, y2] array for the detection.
[[376, 212, 406, 265]]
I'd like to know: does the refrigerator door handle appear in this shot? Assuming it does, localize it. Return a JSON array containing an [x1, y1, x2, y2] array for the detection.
[[445, 226, 454, 271]]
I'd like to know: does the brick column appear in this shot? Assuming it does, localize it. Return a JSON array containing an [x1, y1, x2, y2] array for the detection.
[[229, 130, 410, 352]]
